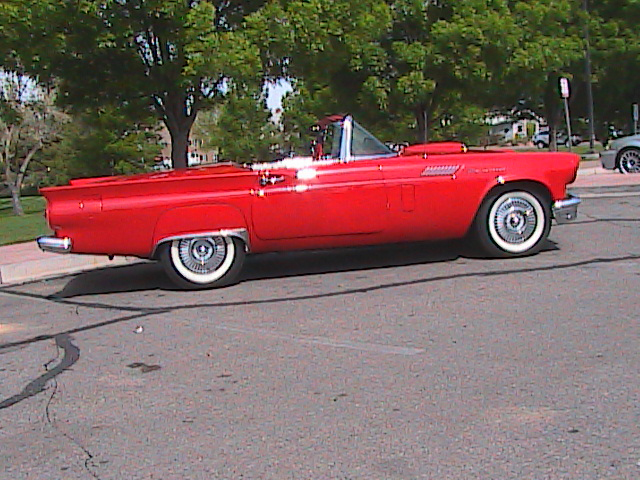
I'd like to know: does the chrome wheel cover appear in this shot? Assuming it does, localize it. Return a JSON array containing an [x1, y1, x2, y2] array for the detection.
[[170, 236, 235, 284], [488, 192, 545, 254], [619, 149, 640, 174]]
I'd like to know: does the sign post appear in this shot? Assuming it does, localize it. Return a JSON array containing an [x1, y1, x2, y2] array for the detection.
[[633, 103, 639, 135], [559, 77, 573, 152]]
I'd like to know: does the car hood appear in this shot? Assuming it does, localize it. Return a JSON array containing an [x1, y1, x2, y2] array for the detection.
[[611, 134, 640, 150]]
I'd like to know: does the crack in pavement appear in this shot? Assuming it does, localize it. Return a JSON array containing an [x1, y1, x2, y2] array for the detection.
[[0, 334, 79, 409], [0, 334, 101, 476], [45, 380, 101, 480], [39, 339, 102, 479], [0, 255, 639, 352]]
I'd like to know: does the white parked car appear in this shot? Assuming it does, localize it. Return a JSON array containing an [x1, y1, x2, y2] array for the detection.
[[600, 134, 640, 174], [532, 130, 582, 149]]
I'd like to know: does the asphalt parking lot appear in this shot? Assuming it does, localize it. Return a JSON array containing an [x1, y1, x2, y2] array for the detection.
[[1, 186, 639, 480]]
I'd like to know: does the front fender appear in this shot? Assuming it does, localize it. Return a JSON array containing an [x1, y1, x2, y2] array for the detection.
[[151, 204, 249, 256]]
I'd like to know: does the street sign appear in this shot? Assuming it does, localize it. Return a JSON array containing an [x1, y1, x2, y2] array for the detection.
[[559, 77, 570, 99], [633, 103, 639, 122], [558, 78, 573, 151]]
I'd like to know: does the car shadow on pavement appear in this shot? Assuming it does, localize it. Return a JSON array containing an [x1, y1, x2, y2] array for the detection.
[[52, 239, 558, 298], [241, 240, 466, 282], [53, 240, 466, 297], [53, 262, 174, 298]]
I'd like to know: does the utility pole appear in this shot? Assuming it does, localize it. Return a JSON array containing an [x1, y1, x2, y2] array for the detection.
[[583, 0, 596, 151]]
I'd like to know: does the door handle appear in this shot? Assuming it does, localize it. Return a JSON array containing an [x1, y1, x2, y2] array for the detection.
[[259, 175, 285, 186]]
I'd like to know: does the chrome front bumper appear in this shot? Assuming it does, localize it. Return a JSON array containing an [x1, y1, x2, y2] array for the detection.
[[552, 195, 581, 224], [37, 236, 72, 254]]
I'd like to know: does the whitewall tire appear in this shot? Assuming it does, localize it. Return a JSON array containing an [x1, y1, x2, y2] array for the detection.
[[160, 235, 245, 289], [473, 189, 551, 257]]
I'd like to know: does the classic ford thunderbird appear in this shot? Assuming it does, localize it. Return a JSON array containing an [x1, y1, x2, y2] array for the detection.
[[38, 115, 580, 288]]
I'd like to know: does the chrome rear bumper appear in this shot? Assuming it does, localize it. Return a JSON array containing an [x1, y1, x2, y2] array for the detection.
[[552, 195, 580, 224], [37, 236, 72, 254]]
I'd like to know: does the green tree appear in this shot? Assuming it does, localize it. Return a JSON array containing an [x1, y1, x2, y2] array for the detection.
[[588, 0, 640, 137], [493, 1, 585, 150], [251, 1, 529, 144], [248, 0, 393, 141], [0, 73, 66, 215], [193, 88, 277, 163], [42, 107, 162, 184], [18, 0, 263, 169], [1, 0, 63, 214]]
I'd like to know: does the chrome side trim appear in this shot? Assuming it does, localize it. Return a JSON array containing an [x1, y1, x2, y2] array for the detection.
[[552, 195, 581, 224], [37, 236, 72, 254], [153, 228, 250, 257]]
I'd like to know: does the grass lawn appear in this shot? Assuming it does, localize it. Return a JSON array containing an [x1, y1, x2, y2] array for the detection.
[[0, 196, 51, 246]]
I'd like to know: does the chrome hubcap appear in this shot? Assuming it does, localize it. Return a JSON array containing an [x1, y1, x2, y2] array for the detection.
[[620, 150, 640, 173], [494, 198, 537, 245], [178, 237, 227, 274]]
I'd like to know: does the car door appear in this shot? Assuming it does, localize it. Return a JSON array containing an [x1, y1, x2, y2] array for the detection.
[[251, 159, 388, 241], [380, 152, 477, 242]]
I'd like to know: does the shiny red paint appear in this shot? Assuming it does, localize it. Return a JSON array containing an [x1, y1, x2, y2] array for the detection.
[[40, 145, 579, 259]]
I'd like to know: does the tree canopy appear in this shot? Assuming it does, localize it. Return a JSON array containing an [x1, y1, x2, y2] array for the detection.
[[15, 0, 264, 168]]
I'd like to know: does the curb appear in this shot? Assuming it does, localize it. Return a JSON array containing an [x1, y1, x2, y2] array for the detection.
[[0, 252, 141, 286], [576, 166, 606, 176]]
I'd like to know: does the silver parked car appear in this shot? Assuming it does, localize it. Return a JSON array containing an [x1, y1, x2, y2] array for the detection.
[[601, 134, 640, 174], [532, 130, 582, 149]]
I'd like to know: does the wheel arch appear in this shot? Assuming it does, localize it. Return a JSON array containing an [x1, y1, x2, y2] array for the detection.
[[468, 180, 552, 235], [151, 204, 249, 259]]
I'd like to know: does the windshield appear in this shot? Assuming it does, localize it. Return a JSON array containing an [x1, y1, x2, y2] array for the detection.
[[351, 122, 394, 157]]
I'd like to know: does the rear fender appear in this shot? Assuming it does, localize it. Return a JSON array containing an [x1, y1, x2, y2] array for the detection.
[[152, 204, 249, 257]]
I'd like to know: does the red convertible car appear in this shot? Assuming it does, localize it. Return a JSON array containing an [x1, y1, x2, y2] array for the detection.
[[38, 115, 580, 288]]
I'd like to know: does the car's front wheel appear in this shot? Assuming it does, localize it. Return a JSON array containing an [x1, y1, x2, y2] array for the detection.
[[160, 235, 245, 289], [617, 147, 640, 174], [472, 189, 551, 257]]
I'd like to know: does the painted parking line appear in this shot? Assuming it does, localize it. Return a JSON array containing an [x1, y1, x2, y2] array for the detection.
[[213, 324, 425, 356]]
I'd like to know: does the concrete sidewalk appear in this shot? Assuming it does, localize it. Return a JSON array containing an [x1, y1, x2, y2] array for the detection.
[[1, 161, 639, 286], [572, 160, 640, 188], [0, 242, 140, 285]]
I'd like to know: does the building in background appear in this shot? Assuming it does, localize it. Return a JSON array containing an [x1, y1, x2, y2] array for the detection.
[[486, 113, 542, 145], [156, 128, 218, 169]]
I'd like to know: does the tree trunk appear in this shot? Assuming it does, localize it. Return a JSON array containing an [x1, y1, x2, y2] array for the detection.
[[9, 183, 24, 216], [154, 91, 198, 169], [168, 122, 191, 169], [4, 140, 42, 216], [415, 106, 428, 144]]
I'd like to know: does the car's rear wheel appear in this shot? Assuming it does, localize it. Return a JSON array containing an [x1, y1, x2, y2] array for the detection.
[[617, 147, 640, 174], [472, 188, 551, 257], [160, 235, 245, 289]]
